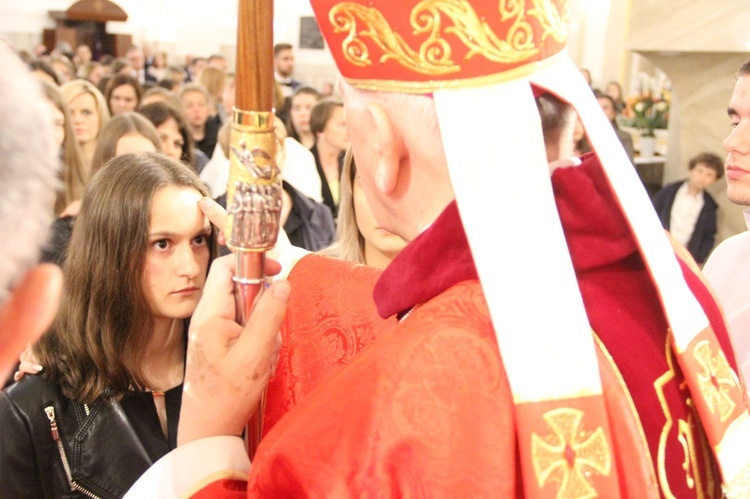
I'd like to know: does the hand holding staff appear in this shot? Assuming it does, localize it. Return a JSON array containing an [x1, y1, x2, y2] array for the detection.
[[227, 0, 278, 459]]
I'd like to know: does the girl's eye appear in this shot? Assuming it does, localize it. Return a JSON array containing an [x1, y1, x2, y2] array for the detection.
[[154, 240, 169, 250], [194, 235, 207, 245]]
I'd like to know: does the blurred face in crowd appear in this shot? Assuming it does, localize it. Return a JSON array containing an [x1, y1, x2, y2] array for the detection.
[[153, 52, 167, 69], [222, 80, 235, 113], [127, 49, 145, 71], [45, 99, 65, 148], [290, 92, 317, 134], [688, 163, 719, 193], [87, 65, 105, 87], [51, 60, 74, 83], [597, 96, 616, 122], [274, 48, 294, 78], [110, 83, 139, 115], [208, 57, 227, 72], [191, 59, 207, 80], [143, 186, 210, 321], [606, 82, 622, 102], [181, 91, 210, 128], [115, 132, 157, 157], [320, 82, 334, 98], [68, 92, 100, 145], [76, 45, 92, 65], [317, 106, 349, 152], [157, 117, 185, 161], [353, 172, 407, 268], [725, 74, 750, 205], [580, 68, 592, 86]]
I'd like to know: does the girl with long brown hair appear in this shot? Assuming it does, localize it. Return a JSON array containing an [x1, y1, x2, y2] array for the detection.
[[285, 86, 320, 149], [0, 153, 217, 498], [104, 73, 143, 116]]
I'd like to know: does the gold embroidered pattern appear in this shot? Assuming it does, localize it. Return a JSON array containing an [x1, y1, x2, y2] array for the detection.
[[693, 340, 738, 423], [655, 333, 720, 498], [328, 0, 568, 75], [531, 408, 611, 498]]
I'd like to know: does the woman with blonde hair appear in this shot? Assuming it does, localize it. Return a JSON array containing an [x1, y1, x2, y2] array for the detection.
[[40, 81, 86, 215], [41, 113, 163, 265], [331, 149, 406, 269], [60, 79, 110, 175], [198, 66, 225, 116]]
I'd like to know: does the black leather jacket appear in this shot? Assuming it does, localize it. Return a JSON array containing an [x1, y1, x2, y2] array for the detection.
[[0, 375, 153, 498]]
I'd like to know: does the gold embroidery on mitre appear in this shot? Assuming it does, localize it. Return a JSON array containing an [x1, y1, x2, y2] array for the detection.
[[531, 408, 611, 499], [693, 340, 739, 423], [328, 0, 569, 75]]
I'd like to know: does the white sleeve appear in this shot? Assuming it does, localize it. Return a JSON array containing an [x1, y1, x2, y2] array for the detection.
[[282, 137, 323, 202], [124, 436, 250, 499], [268, 227, 310, 280]]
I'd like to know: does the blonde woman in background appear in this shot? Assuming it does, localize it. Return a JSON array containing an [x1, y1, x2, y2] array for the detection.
[[329, 149, 406, 269], [40, 81, 86, 216], [61, 79, 110, 175], [42, 113, 162, 266], [148, 51, 169, 82], [218, 73, 239, 124], [198, 66, 225, 117]]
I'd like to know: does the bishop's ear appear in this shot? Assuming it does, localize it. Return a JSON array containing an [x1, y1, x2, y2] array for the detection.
[[365, 101, 405, 195]]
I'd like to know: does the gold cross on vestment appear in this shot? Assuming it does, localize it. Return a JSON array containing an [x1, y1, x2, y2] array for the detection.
[[531, 408, 612, 499], [694, 340, 738, 423]]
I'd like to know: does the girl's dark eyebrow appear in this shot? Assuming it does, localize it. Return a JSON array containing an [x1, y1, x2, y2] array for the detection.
[[148, 224, 211, 239]]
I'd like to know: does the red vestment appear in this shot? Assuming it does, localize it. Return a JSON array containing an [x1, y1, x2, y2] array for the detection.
[[192, 155, 736, 497]]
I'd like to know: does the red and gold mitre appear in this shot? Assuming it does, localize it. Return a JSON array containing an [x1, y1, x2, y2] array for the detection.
[[310, 0, 568, 92], [310, 0, 750, 496]]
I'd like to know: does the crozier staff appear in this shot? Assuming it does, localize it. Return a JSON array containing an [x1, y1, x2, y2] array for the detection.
[[222, 0, 279, 458]]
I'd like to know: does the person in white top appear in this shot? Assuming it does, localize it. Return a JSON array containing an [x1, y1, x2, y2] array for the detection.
[[652, 151, 722, 264], [704, 57, 750, 393]]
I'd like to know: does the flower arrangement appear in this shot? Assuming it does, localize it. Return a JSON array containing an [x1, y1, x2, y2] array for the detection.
[[621, 74, 670, 137]]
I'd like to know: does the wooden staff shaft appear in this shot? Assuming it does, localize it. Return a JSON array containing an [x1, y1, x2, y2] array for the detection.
[[236, 0, 274, 112]]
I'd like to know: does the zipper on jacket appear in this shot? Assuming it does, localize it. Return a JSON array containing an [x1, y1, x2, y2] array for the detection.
[[44, 405, 102, 499]]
